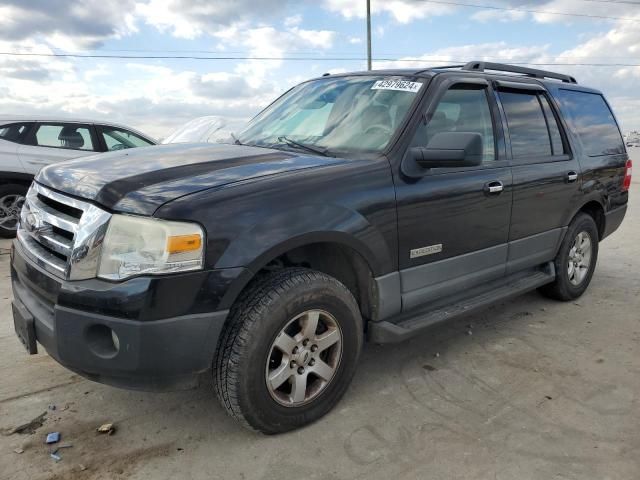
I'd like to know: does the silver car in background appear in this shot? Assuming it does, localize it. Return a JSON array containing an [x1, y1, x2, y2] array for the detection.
[[0, 115, 156, 237]]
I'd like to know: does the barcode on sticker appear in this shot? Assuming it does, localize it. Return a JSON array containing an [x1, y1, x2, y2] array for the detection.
[[371, 80, 423, 93]]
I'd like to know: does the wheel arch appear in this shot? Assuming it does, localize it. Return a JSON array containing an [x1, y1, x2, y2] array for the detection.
[[219, 235, 383, 323], [575, 200, 606, 240], [0, 172, 34, 188]]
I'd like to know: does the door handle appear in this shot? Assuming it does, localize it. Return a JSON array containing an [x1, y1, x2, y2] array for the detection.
[[567, 171, 578, 183], [484, 181, 504, 195]]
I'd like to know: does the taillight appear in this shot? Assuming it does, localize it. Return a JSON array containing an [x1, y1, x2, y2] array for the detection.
[[623, 159, 632, 191]]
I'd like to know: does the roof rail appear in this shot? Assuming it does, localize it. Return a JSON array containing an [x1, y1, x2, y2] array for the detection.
[[462, 61, 577, 84], [413, 64, 464, 75]]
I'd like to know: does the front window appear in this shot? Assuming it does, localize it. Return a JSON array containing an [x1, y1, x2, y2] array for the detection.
[[411, 85, 496, 163], [237, 76, 425, 155]]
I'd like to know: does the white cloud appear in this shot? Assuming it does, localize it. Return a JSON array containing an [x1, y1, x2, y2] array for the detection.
[[0, 0, 138, 49], [214, 25, 337, 87], [134, 0, 293, 39], [373, 42, 552, 70], [323, 0, 634, 25], [324, 0, 459, 23], [284, 15, 303, 27]]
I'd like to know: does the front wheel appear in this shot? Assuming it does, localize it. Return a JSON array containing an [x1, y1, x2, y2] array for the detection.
[[214, 268, 363, 434], [539, 213, 599, 301]]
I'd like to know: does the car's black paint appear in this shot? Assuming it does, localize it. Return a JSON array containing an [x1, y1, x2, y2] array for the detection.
[[13, 66, 630, 390], [155, 155, 398, 275], [36, 143, 347, 215], [12, 239, 247, 321]]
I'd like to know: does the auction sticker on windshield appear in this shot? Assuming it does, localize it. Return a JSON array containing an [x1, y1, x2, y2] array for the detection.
[[371, 80, 423, 93]]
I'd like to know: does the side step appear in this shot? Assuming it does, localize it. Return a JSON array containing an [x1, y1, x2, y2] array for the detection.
[[368, 267, 555, 344]]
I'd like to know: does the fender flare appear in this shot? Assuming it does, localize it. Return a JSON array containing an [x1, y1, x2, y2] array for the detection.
[[215, 203, 392, 276], [0, 172, 34, 185]]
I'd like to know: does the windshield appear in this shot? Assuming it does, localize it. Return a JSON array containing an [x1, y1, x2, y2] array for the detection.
[[237, 76, 424, 155]]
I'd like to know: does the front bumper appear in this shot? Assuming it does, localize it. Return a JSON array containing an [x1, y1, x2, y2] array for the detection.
[[11, 240, 246, 391]]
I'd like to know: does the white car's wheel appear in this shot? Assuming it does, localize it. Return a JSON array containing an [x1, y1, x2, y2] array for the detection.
[[0, 184, 27, 238]]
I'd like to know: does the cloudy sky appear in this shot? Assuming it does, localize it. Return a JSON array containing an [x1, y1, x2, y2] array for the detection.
[[1, 0, 639, 139]]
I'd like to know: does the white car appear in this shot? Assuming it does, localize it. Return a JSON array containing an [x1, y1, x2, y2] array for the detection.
[[0, 116, 156, 237], [162, 116, 236, 144]]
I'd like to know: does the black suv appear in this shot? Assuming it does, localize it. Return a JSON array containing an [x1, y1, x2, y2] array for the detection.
[[11, 62, 631, 433]]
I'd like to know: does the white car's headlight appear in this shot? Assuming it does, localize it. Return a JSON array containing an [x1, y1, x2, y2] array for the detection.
[[97, 215, 204, 280]]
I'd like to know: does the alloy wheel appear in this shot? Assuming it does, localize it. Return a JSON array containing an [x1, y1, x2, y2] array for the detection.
[[0, 194, 25, 231], [265, 309, 343, 407], [568, 231, 592, 286]]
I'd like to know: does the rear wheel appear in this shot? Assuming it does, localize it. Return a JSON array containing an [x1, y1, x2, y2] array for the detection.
[[214, 268, 363, 434], [0, 184, 27, 238], [539, 213, 599, 301]]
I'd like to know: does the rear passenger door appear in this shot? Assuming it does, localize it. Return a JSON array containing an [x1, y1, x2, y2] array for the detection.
[[395, 78, 513, 311], [495, 82, 581, 273], [18, 122, 99, 173]]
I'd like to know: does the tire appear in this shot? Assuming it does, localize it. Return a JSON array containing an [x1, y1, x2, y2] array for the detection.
[[539, 213, 599, 301], [0, 184, 27, 238], [214, 268, 363, 434]]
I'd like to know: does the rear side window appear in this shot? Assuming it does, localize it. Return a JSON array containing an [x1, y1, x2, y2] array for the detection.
[[499, 91, 552, 159], [539, 96, 565, 156], [555, 90, 624, 157], [0, 123, 34, 144], [33, 123, 96, 151]]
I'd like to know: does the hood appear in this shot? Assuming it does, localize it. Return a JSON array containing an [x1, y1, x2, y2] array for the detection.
[[36, 143, 346, 215]]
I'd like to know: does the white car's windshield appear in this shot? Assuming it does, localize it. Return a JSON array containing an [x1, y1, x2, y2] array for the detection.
[[237, 76, 425, 155], [163, 116, 227, 144]]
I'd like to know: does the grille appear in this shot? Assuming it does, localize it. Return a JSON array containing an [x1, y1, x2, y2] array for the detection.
[[18, 183, 111, 280]]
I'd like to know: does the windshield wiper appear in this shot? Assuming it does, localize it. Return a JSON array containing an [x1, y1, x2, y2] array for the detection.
[[277, 136, 330, 157], [230, 132, 242, 145]]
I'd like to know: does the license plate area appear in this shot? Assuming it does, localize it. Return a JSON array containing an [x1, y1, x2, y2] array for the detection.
[[13, 301, 38, 354]]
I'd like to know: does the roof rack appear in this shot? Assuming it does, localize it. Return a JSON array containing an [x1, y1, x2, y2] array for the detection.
[[461, 61, 577, 84]]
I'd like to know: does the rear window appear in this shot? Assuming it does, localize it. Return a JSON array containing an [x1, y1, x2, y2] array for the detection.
[[0, 123, 33, 144], [555, 90, 624, 157]]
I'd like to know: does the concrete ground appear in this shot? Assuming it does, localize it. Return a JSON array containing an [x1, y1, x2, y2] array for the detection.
[[1, 183, 638, 480]]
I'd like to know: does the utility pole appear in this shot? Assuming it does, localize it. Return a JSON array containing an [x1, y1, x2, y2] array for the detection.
[[366, 0, 372, 70]]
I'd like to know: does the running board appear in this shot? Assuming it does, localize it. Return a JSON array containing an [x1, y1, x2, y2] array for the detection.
[[368, 266, 555, 344]]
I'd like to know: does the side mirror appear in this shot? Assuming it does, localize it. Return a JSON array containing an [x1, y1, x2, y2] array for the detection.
[[409, 132, 484, 169]]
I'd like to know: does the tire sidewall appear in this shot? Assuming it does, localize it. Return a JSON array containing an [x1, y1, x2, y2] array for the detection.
[[235, 275, 362, 433]]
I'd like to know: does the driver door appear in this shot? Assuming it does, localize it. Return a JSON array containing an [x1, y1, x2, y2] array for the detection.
[[394, 78, 513, 311]]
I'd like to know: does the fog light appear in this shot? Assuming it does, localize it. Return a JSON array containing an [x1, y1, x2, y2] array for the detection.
[[86, 324, 120, 358]]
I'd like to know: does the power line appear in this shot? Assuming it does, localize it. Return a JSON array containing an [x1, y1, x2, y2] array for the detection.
[[2, 51, 640, 66], [39, 48, 640, 61], [420, 0, 640, 21]]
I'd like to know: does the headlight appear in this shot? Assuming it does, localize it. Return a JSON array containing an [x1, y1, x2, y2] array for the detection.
[[97, 215, 204, 280]]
